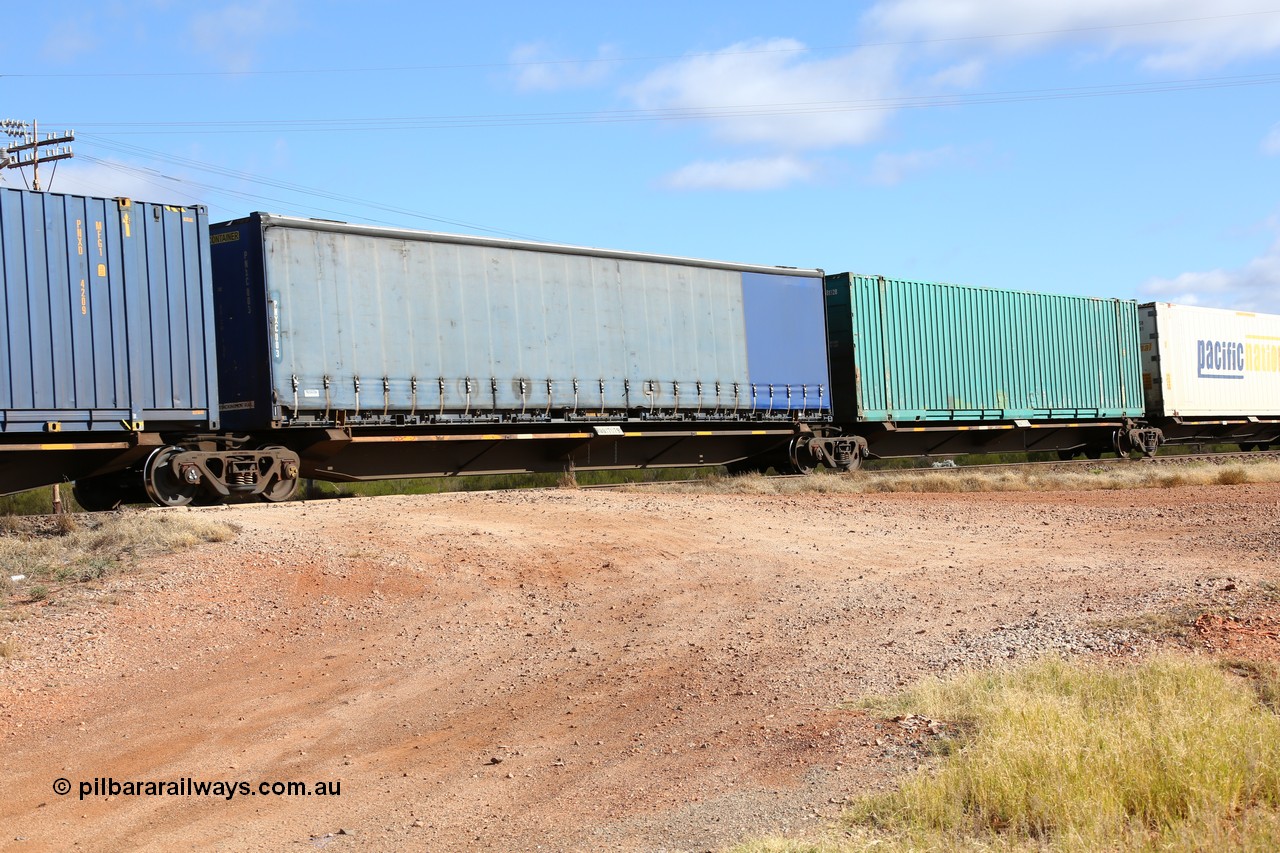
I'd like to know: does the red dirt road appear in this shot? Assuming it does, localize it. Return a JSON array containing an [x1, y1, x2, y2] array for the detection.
[[1, 483, 1277, 851]]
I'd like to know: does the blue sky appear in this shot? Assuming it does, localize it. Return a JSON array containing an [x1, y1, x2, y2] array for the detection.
[[4, 0, 1280, 311]]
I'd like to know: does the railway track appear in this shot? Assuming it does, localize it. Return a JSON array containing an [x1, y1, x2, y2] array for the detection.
[[879, 449, 1280, 474], [581, 449, 1280, 490]]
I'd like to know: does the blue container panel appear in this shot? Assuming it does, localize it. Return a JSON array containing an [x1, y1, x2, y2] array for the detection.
[[0, 188, 217, 433], [742, 271, 831, 411]]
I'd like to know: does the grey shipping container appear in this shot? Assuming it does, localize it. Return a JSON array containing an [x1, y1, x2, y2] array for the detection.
[[209, 214, 830, 431], [0, 187, 218, 435]]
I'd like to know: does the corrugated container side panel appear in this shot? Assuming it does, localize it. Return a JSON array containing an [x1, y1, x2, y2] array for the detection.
[[64, 199, 90, 406], [25, 198, 52, 409], [45, 196, 73, 409], [1141, 302, 1280, 417], [142, 207, 172, 409], [824, 273, 1144, 422], [0, 188, 213, 432], [1, 194, 23, 409]]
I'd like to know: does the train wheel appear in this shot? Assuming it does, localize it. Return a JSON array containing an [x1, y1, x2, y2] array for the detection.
[[258, 445, 300, 503], [72, 474, 127, 512], [784, 436, 817, 475], [143, 447, 198, 508]]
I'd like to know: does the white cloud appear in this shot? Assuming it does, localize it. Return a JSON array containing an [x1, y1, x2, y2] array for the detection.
[[1264, 123, 1280, 155], [631, 38, 902, 149], [1141, 237, 1280, 312], [867, 146, 963, 186], [661, 156, 816, 191], [865, 0, 1280, 71], [41, 19, 98, 63], [510, 43, 618, 91], [927, 58, 986, 89], [188, 0, 298, 73]]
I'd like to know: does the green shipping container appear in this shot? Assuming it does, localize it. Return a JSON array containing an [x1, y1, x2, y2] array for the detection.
[[824, 274, 1145, 424]]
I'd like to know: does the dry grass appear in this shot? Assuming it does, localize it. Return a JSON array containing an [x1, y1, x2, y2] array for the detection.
[[649, 461, 1280, 497], [735, 656, 1280, 853], [0, 511, 237, 600]]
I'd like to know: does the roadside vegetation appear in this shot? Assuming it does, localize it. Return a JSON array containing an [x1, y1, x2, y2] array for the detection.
[[737, 655, 1280, 852], [0, 512, 236, 607], [657, 460, 1280, 496]]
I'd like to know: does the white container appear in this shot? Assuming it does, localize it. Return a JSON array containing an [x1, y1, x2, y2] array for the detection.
[[1140, 302, 1280, 417]]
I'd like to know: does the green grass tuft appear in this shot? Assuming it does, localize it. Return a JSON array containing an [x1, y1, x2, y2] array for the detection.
[[738, 655, 1280, 853]]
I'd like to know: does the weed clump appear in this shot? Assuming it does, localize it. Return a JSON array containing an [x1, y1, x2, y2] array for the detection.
[[805, 656, 1280, 852], [0, 512, 237, 606], [654, 460, 1280, 497]]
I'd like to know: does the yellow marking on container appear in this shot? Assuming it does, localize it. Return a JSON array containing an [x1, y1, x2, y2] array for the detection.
[[1247, 335, 1280, 341], [210, 231, 241, 245], [96, 263, 106, 277], [40, 443, 75, 450], [695, 431, 712, 436], [76, 220, 84, 255], [79, 279, 87, 315], [95, 221, 104, 256], [1238, 311, 1258, 317], [751, 430, 767, 435], [122, 212, 131, 238]]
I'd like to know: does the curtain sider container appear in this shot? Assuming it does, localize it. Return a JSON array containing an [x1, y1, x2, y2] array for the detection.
[[0, 187, 218, 435], [209, 213, 830, 430], [824, 273, 1145, 424], [1140, 302, 1280, 418]]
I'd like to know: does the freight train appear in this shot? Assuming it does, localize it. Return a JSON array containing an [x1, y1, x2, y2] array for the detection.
[[1, 186, 1277, 509]]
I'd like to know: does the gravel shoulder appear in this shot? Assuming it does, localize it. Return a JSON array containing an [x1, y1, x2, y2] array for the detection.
[[1, 483, 1277, 852]]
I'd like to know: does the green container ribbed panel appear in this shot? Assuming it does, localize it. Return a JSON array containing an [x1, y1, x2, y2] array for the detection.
[[824, 273, 1145, 423]]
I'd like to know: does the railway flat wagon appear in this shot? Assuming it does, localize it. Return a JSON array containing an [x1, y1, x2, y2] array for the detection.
[[209, 214, 853, 482], [1140, 302, 1280, 449], [824, 273, 1159, 458]]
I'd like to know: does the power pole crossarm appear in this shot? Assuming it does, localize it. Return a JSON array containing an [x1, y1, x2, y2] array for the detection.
[[1, 119, 75, 191]]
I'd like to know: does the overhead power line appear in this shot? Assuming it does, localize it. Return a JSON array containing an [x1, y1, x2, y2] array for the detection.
[[10, 9, 1280, 80], [75, 139, 547, 241], [63, 71, 1280, 136]]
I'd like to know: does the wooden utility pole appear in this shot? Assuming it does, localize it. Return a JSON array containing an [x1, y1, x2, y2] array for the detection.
[[1, 119, 74, 190]]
